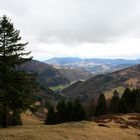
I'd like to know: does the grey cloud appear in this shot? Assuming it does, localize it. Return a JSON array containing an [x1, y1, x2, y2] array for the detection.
[[0, 0, 140, 44]]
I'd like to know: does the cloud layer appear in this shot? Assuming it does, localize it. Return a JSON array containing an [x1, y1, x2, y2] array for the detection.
[[1, 0, 140, 59]]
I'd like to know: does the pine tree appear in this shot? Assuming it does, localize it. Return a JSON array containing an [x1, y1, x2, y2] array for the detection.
[[119, 88, 130, 113], [45, 107, 56, 125], [72, 98, 87, 121], [65, 99, 73, 122], [0, 15, 35, 127], [12, 110, 22, 126], [0, 108, 2, 125], [119, 87, 131, 113], [56, 100, 66, 123], [135, 88, 140, 112], [109, 90, 120, 114], [94, 94, 107, 117], [131, 88, 137, 112], [119, 96, 127, 113]]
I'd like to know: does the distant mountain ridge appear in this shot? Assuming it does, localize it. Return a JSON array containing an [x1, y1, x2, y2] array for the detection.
[[45, 57, 140, 74]]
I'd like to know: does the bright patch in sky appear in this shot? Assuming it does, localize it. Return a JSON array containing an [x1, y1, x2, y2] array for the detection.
[[30, 37, 140, 60]]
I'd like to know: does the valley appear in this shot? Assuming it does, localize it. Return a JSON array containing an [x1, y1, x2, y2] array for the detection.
[[17, 58, 140, 108]]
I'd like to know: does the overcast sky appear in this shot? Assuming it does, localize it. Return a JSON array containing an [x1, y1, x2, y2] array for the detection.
[[1, 0, 140, 60]]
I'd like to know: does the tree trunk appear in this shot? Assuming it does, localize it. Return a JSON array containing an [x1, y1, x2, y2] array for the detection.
[[2, 112, 7, 128], [12, 110, 22, 126]]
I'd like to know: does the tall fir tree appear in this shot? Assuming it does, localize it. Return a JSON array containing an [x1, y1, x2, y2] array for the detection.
[[109, 90, 120, 114], [94, 94, 107, 117], [72, 98, 87, 121], [65, 99, 73, 122], [45, 107, 56, 125], [131, 89, 137, 111], [135, 88, 140, 112], [0, 15, 35, 127], [119, 87, 131, 113], [56, 100, 66, 123]]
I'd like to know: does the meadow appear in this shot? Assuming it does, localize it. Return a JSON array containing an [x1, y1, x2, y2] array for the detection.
[[0, 113, 139, 140]]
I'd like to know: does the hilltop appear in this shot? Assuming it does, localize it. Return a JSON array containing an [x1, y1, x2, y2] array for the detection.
[[17, 60, 69, 87]]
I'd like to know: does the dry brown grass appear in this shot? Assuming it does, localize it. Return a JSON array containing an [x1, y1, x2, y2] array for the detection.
[[21, 113, 43, 125], [0, 114, 140, 140]]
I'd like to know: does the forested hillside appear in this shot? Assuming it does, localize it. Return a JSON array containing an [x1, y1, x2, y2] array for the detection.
[[61, 64, 140, 101]]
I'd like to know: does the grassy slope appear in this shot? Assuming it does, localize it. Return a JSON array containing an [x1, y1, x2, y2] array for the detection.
[[0, 114, 139, 140], [104, 86, 125, 99], [50, 85, 68, 92]]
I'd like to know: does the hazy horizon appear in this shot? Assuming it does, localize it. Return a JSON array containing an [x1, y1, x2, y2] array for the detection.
[[42, 56, 140, 61]]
